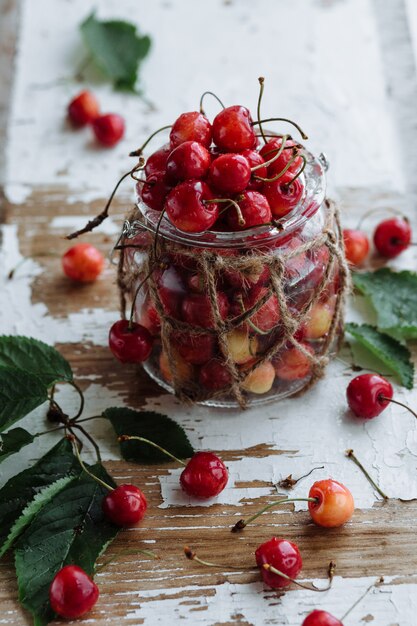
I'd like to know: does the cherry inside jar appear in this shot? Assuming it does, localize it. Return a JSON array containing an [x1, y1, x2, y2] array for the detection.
[[119, 148, 347, 408]]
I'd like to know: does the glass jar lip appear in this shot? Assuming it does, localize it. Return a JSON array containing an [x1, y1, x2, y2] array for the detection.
[[135, 146, 326, 249]]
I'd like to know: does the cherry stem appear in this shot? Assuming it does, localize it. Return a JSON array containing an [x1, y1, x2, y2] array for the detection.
[[263, 560, 336, 592], [252, 117, 308, 140], [66, 160, 144, 240], [284, 154, 307, 186], [254, 153, 306, 184], [199, 91, 225, 115], [380, 395, 417, 420], [96, 548, 159, 573], [206, 198, 246, 226], [70, 436, 113, 492], [252, 134, 289, 172], [184, 546, 257, 571], [73, 423, 102, 463], [339, 576, 384, 621], [346, 449, 389, 500], [256, 77, 267, 144], [356, 207, 406, 230], [118, 435, 187, 466], [153, 207, 167, 260], [236, 295, 270, 336], [7, 257, 29, 280], [69, 381, 85, 420], [231, 497, 319, 532], [276, 466, 325, 491], [129, 126, 172, 157], [74, 415, 106, 424]]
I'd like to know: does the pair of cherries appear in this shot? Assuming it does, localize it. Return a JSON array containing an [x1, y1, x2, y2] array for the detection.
[[68, 90, 125, 147], [343, 215, 412, 266]]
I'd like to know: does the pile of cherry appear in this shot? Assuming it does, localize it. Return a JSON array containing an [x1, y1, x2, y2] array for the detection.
[[137, 105, 306, 233]]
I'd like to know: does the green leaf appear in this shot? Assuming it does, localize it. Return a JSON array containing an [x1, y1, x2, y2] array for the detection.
[[353, 269, 417, 339], [346, 323, 414, 389], [0, 335, 73, 387], [0, 367, 48, 432], [0, 438, 78, 557], [80, 13, 151, 92], [0, 428, 34, 463], [15, 465, 118, 626], [104, 407, 194, 463]]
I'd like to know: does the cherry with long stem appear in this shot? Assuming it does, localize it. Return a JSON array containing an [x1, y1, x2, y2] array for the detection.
[[252, 117, 308, 140], [256, 76, 267, 144], [232, 497, 319, 532], [346, 449, 389, 500], [71, 436, 113, 491], [380, 395, 417, 419], [118, 435, 187, 466], [129, 126, 172, 157], [205, 198, 245, 226]]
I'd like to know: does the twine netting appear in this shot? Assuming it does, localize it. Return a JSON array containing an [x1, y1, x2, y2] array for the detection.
[[117, 199, 351, 408]]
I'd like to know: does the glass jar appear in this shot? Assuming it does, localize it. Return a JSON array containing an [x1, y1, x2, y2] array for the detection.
[[118, 148, 348, 408]]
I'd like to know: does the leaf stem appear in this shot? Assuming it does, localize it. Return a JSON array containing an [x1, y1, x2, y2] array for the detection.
[[73, 423, 102, 463], [231, 497, 319, 532], [70, 381, 85, 420], [118, 435, 187, 466], [345, 449, 389, 500]]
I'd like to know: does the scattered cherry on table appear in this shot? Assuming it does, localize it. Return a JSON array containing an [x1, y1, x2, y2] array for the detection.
[[180, 451, 228, 498], [255, 537, 302, 588], [49, 565, 99, 619], [308, 479, 355, 528], [346, 373, 393, 419], [102, 484, 148, 526], [343, 228, 369, 266], [108, 320, 153, 363], [62, 243, 104, 283], [302, 610, 343, 626], [92, 113, 125, 147], [373, 217, 412, 258]]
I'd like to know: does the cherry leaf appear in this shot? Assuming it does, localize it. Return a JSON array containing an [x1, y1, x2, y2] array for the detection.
[[0, 428, 34, 464], [346, 323, 414, 389], [103, 407, 194, 463], [15, 465, 118, 626], [80, 13, 151, 92], [353, 269, 417, 339], [0, 335, 73, 387], [0, 367, 48, 433]]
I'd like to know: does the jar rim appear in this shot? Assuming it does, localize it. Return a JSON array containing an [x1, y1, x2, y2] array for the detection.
[[135, 146, 327, 249]]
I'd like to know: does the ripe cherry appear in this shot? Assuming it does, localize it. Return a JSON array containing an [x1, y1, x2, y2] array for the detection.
[[108, 320, 153, 363], [166, 141, 211, 183], [212, 105, 257, 152], [373, 217, 412, 258], [181, 291, 229, 329], [303, 302, 333, 339], [273, 344, 314, 380], [139, 175, 172, 211], [308, 479, 354, 528], [255, 537, 302, 589], [170, 111, 212, 148], [242, 361, 276, 394], [240, 149, 267, 189], [62, 243, 104, 283], [199, 359, 232, 391], [165, 180, 219, 233], [49, 565, 99, 619], [302, 610, 343, 626], [346, 373, 393, 419], [68, 90, 100, 126], [102, 484, 147, 527], [209, 153, 251, 194], [263, 178, 304, 218], [92, 113, 125, 147], [244, 287, 280, 332], [227, 191, 272, 230], [259, 138, 303, 181], [180, 451, 228, 498], [173, 331, 216, 364], [145, 144, 171, 177], [343, 229, 369, 266]]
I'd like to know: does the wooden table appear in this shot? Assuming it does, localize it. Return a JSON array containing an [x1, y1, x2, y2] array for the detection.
[[1, 1, 417, 624]]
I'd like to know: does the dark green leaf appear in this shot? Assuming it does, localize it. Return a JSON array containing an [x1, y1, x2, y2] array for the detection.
[[15, 465, 118, 626], [353, 269, 417, 339], [0, 367, 48, 432], [0, 439, 78, 557], [346, 323, 414, 389], [0, 335, 73, 387], [104, 407, 194, 463], [0, 428, 34, 463], [80, 13, 151, 92]]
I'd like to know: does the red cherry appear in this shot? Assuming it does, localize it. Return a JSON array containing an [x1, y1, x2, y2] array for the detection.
[[173, 331, 216, 364], [139, 175, 172, 211], [165, 180, 219, 233], [373, 217, 412, 258], [343, 229, 369, 266], [181, 292, 229, 329], [68, 90, 100, 127], [212, 105, 257, 152], [156, 265, 186, 318], [273, 344, 314, 380], [140, 299, 161, 335], [62, 243, 104, 283], [199, 358, 232, 391], [102, 484, 147, 527], [308, 479, 354, 528], [108, 320, 153, 363], [244, 287, 280, 332], [180, 451, 228, 498], [259, 138, 303, 181], [227, 190, 272, 230], [49, 565, 99, 619], [255, 537, 302, 589], [346, 373, 393, 419], [263, 178, 304, 218], [92, 113, 125, 147], [302, 610, 343, 626], [170, 111, 212, 148], [166, 141, 211, 183], [240, 149, 267, 189], [145, 144, 171, 177], [209, 153, 251, 194]]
